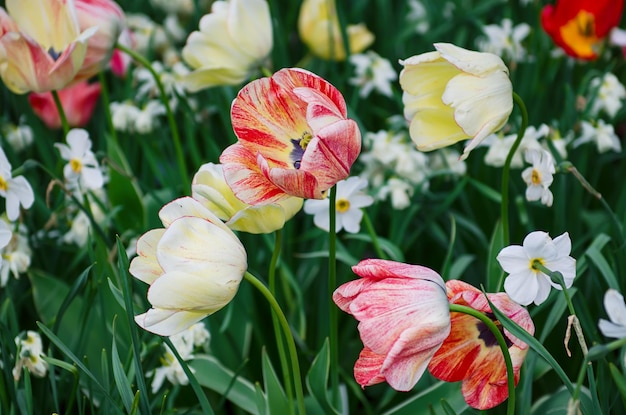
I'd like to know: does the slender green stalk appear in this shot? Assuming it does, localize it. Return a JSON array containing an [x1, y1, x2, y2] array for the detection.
[[362, 210, 387, 259], [51, 90, 70, 136], [328, 185, 339, 406], [267, 229, 295, 414], [97, 72, 118, 145], [114, 43, 189, 191], [244, 272, 306, 415], [449, 304, 516, 415], [500, 92, 528, 247]]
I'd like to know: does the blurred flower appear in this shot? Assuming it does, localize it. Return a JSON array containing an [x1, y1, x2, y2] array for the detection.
[[0, 0, 96, 93], [62, 190, 108, 246], [378, 178, 414, 210], [181, 0, 272, 91], [28, 81, 101, 129], [483, 124, 549, 168], [73, 0, 126, 82], [429, 149, 467, 177], [192, 163, 303, 234], [13, 331, 48, 381], [541, 0, 624, 60], [477, 18, 531, 62], [399, 43, 513, 159], [298, 0, 374, 61], [428, 280, 535, 410], [572, 119, 622, 153], [134, 61, 187, 110], [349, 51, 397, 98], [303, 176, 374, 233], [110, 100, 166, 134], [598, 289, 626, 339], [220, 68, 361, 205], [333, 259, 450, 390], [406, 0, 430, 34], [0, 219, 31, 287], [521, 149, 555, 207], [130, 197, 247, 336], [109, 27, 133, 78], [125, 13, 169, 56], [0, 147, 34, 221], [497, 231, 576, 306], [588, 72, 626, 118], [2, 120, 33, 152], [151, 322, 210, 392], [55, 129, 104, 191], [150, 0, 195, 15]]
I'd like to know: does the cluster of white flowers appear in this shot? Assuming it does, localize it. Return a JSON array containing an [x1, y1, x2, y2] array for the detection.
[[477, 18, 531, 63], [588, 72, 626, 119], [151, 323, 211, 393], [573, 119, 622, 154], [2, 120, 34, 153], [110, 100, 167, 134], [0, 218, 31, 287], [482, 124, 564, 168], [13, 331, 48, 381], [134, 61, 190, 110], [349, 51, 397, 98]]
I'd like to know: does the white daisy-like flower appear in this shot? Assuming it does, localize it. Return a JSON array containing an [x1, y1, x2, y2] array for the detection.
[[0, 148, 34, 222], [477, 18, 531, 62], [521, 148, 555, 207], [496, 231, 576, 306], [55, 129, 104, 191], [349, 51, 397, 98], [588, 72, 626, 118], [572, 120, 622, 154], [598, 289, 626, 339], [303, 177, 374, 233]]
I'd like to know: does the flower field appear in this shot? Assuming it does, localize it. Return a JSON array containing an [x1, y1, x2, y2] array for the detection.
[[1, 0, 626, 414]]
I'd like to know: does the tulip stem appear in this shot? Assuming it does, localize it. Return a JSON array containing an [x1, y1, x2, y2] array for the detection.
[[51, 90, 70, 136], [114, 43, 189, 192], [449, 304, 516, 415], [328, 185, 340, 407], [244, 272, 306, 415], [498, 92, 528, 291], [268, 229, 295, 414], [362, 210, 387, 259]]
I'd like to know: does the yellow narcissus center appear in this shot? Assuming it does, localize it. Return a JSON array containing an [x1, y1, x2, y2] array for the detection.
[[0, 176, 7, 192], [530, 258, 545, 272], [70, 158, 82, 173], [291, 131, 313, 169], [560, 10, 599, 58], [336, 198, 350, 213], [531, 169, 542, 185]]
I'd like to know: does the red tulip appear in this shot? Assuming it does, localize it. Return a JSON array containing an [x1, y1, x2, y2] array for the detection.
[[541, 0, 624, 60], [29, 81, 101, 129], [220, 68, 361, 204]]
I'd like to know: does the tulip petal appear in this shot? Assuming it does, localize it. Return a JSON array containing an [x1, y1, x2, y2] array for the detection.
[[354, 347, 386, 387], [135, 308, 208, 337], [129, 228, 165, 284]]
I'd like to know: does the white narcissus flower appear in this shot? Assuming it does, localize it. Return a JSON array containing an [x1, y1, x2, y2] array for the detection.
[[399, 43, 513, 160], [181, 0, 273, 91], [378, 178, 414, 210], [572, 120, 622, 154], [2, 121, 33, 152], [588, 72, 626, 118], [349, 51, 397, 98], [304, 177, 374, 233], [130, 197, 247, 336], [496, 231, 576, 306], [13, 331, 48, 381], [0, 219, 31, 287], [521, 149, 555, 207], [192, 163, 302, 234], [477, 18, 531, 62], [598, 289, 626, 339], [0, 147, 34, 221], [482, 124, 548, 168], [54, 129, 104, 191]]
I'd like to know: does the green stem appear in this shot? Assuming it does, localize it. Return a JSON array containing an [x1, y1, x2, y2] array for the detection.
[[51, 90, 70, 136], [449, 304, 516, 415], [114, 43, 189, 191], [268, 230, 295, 415], [362, 210, 387, 259], [328, 185, 339, 406], [498, 92, 528, 291], [244, 272, 306, 415], [97, 72, 118, 145]]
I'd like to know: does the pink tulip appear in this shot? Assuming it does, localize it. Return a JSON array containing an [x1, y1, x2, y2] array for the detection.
[[29, 81, 101, 129], [333, 259, 450, 390], [220, 68, 361, 205], [428, 280, 535, 410]]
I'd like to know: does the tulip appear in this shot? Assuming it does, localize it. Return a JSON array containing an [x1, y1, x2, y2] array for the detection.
[[541, 0, 624, 60], [130, 197, 247, 336], [333, 259, 450, 390], [181, 0, 272, 91], [298, 0, 374, 61], [0, 0, 96, 94], [73, 0, 125, 81], [220, 68, 361, 205], [428, 280, 534, 410], [192, 163, 303, 234], [399, 43, 513, 160], [29, 81, 101, 129]]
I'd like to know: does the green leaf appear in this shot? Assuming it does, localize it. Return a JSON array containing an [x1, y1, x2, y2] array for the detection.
[[111, 318, 135, 413], [189, 355, 259, 415], [448, 255, 475, 281], [486, 220, 505, 292], [262, 349, 290, 415], [530, 385, 592, 414], [382, 381, 467, 415], [305, 339, 340, 415], [585, 234, 619, 290], [343, 233, 405, 262], [609, 363, 626, 409]]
